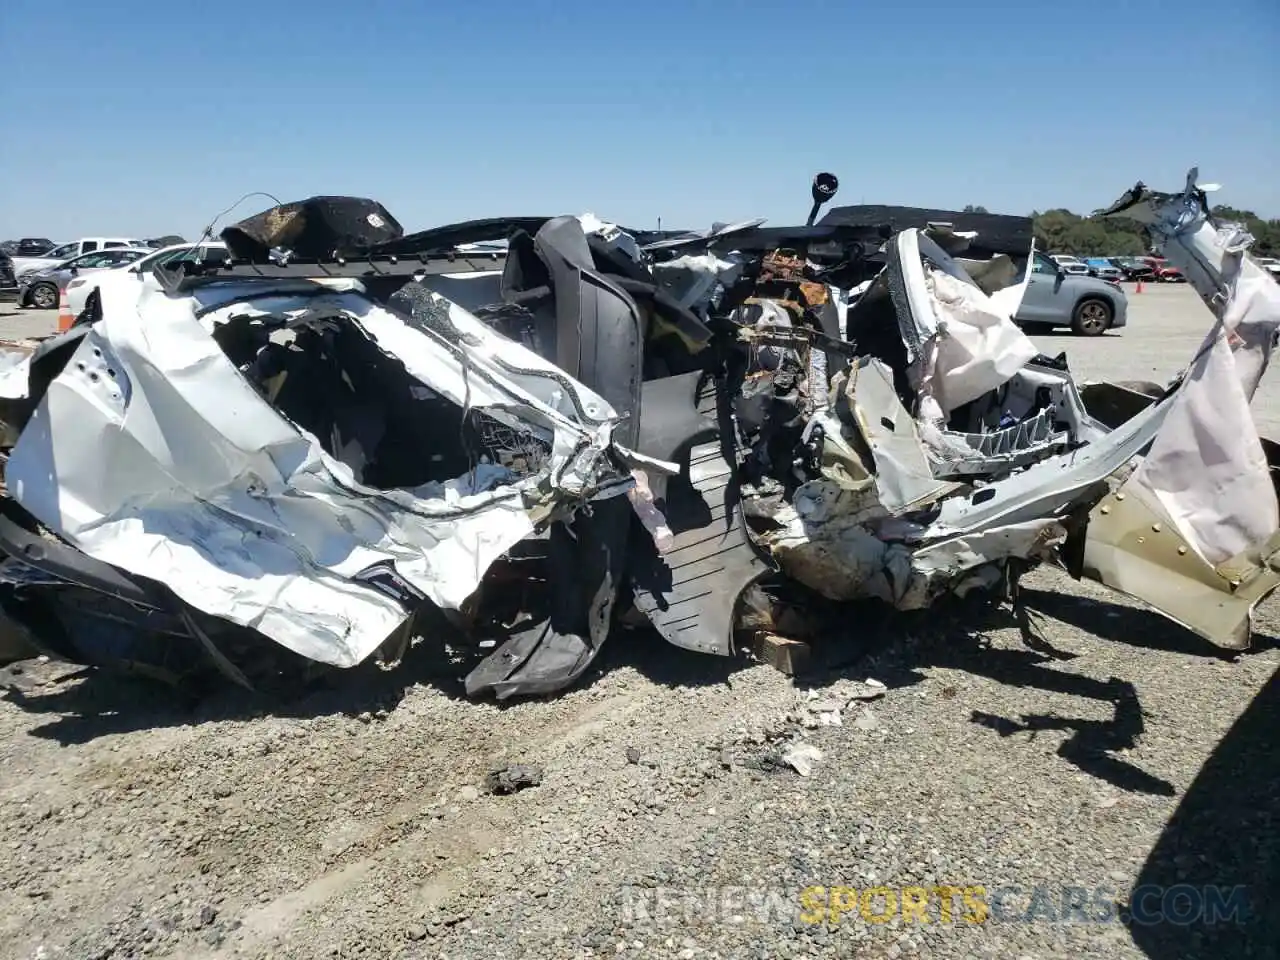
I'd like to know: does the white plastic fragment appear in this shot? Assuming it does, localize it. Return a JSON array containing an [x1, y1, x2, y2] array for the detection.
[[781, 741, 824, 777]]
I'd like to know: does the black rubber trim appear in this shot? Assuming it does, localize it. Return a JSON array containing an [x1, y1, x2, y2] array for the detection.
[[0, 509, 161, 608]]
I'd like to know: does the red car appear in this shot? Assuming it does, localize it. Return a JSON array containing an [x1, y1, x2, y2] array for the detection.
[[1139, 255, 1185, 282]]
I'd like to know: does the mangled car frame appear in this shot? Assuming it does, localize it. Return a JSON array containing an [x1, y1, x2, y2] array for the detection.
[[1, 167, 1278, 699]]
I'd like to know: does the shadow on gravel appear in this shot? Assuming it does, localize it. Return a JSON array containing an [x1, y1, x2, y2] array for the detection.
[[0, 613, 752, 746], [0, 652, 449, 745], [1129, 664, 1280, 960], [1019, 587, 1278, 657], [801, 593, 1180, 796]]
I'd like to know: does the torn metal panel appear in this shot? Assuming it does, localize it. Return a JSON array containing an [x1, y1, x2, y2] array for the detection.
[[760, 484, 1064, 611], [817, 205, 1035, 260], [575, 213, 645, 267], [1080, 482, 1280, 650], [1077, 380, 1166, 429], [4, 277, 630, 669], [1102, 167, 1280, 401], [893, 229, 1039, 416], [761, 484, 912, 604], [927, 393, 1170, 538], [921, 361, 1110, 477], [0, 339, 42, 446], [416, 270, 505, 314], [989, 362, 1111, 445], [898, 519, 1066, 609], [1130, 326, 1276, 565], [1101, 169, 1280, 565], [652, 252, 744, 313], [920, 408, 1066, 478], [841, 356, 956, 512], [985, 248, 1034, 323], [0, 339, 38, 401]]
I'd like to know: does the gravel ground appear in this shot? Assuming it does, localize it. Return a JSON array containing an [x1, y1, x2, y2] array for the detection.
[[1, 285, 1277, 960], [0, 304, 59, 340]]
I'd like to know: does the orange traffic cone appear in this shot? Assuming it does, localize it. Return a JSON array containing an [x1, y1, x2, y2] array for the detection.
[[56, 286, 73, 331], [1135, 277, 1144, 294]]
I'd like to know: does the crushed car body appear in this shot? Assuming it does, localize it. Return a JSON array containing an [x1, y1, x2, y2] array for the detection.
[[2, 279, 635, 670], [1, 170, 1277, 698]]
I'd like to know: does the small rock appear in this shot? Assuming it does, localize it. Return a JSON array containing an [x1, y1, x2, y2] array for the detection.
[[847, 685, 885, 703], [854, 708, 882, 732], [864, 677, 886, 688], [406, 924, 427, 941], [1097, 797, 1120, 809], [458, 786, 480, 802], [626, 747, 641, 765]]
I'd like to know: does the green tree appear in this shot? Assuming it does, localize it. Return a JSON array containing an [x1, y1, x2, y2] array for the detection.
[[1029, 204, 1277, 257]]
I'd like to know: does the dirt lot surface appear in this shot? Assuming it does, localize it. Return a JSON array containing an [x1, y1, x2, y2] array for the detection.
[[1, 286, 1277, 960], [0, 304, 59, 341]]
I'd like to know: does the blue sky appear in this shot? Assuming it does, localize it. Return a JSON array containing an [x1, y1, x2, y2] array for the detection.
[[1, 0, 1276, 239]]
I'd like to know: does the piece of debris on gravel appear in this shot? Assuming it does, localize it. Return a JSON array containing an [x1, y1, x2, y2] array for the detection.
[[781, 740, 824, 777], [484, 763, 544, 795]]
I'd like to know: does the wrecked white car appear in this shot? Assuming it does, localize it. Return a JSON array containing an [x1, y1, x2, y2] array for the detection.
[[0, 172, 1277, 699], [0, 204, 648, 696]]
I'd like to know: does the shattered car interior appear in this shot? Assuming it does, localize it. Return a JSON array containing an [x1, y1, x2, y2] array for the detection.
[[2, 167, 1279, 700]]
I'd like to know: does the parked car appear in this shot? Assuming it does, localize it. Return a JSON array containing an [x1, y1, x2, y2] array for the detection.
[[1083, 257, 1125, 282], [1014, 251, 1128, 336], [0, 238, 55, 257], [64, 241, 228, 316], [10, 237, 145, 278], [1109, 256, 1155, 281], [143, 234, 186, 249], [0, 251, 15, 291], [1049, 253, 1091, 276], [16, 247, 151, 309]]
